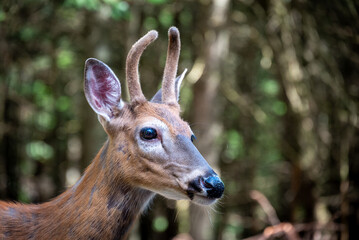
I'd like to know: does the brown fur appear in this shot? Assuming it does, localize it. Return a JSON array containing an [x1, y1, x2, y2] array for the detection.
[[0, 28, 209, 240], [0, 102, 192, 240]]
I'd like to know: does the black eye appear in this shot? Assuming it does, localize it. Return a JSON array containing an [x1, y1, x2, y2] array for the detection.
[[191, 134, 196, 142], [140, 128, 158, 140]]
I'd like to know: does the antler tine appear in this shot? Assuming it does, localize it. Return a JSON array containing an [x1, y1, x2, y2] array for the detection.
[[126, 30, 158, 103], [162, 26, 181, 104]]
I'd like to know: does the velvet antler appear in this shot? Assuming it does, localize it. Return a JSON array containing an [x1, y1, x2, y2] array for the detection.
[[126, 30, 158, 103], [161, 27, 181, 104]]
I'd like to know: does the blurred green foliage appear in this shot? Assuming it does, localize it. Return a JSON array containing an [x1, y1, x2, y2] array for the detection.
[[153, 216, 169, 232], [225, 130, 244, 160], [26, 141, 54, 161], [1, 0, 358, 239]]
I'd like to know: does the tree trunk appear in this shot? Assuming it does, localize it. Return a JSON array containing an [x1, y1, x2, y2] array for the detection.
[[265, 0, 316, 223], [2, 97, 20, 200], [190, 0, 230, 239]]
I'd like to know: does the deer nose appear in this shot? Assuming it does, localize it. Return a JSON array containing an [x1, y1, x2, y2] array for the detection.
[[187, 171, 224, 199], [201, 175, 225, 199], [187, 174, 225, 200]]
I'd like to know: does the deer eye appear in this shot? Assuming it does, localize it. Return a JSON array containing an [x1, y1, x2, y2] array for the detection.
[[191, 134, 196, 142], [140, 128, 158, 140]]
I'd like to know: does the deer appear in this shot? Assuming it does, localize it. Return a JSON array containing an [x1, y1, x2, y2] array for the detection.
[[0, 27, 224, 240]]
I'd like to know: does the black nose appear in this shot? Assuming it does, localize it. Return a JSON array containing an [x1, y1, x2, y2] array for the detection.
[[202, 175, 224, 199]]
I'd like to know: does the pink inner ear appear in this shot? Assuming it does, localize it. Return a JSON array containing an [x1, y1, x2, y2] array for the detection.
[[86, 61, 121, 117]]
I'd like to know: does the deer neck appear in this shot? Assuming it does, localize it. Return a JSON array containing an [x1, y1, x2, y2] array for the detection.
[[41, 141, 155, 239]]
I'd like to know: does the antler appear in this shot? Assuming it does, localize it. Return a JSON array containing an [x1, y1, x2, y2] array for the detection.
[[126, 30, 158, 102], [162, 27, 181, 104]]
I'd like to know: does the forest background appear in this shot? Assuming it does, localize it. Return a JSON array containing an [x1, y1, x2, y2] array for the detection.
[[1, 0, 358, 239]]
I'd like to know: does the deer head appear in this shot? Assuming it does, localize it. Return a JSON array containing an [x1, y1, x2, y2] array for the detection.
[[84, 27, 224, 205]]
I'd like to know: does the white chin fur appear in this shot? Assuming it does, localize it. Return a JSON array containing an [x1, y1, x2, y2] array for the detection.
[[153, 188, 188, 201], [155, 188, 217, 205], [192, 195, 218, 205]]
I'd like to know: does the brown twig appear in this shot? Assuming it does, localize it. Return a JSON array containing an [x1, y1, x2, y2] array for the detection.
[[243, 222, 342, 240], [249, 190, 301, 240], [250, 190, 280, 226]]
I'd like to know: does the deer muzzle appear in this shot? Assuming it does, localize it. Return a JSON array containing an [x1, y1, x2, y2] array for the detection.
[[174, 135, 225, 204]]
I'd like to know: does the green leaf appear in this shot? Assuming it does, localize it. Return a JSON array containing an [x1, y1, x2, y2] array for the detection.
[[225, 130, 244, 160], [57, 49, 74, 69], [56, 96, 71, 112], [147, 0, 168, 5], [111, 1, 130, 20], [271, 100, 287, 116], [18, 190, 31, 203], [159, 9, 173, 27], [33, 80, 54, 110], [0, 9, 6, 22], [153, 216, 168, 232], [26, 141, 54, 162], [65, 0, 100, 10], [103, 0, 118, 4], [20, 27, 38, 41], [35, 111, 56, 130], [260, 79, 279, 96]]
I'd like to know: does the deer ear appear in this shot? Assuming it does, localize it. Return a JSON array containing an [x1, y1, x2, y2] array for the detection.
[[84, 58, 122, 121], [151, 69, 187, 103]]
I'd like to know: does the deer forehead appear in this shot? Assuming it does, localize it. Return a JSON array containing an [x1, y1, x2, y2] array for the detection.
[[128, 103, 190, 136], [108, 103, 191, 138]]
